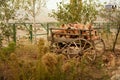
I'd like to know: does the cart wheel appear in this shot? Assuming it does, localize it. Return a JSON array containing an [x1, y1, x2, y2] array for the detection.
[[94, 39, 105, 57], [62, 48, 71, 59], [50, 41, 68, 54], [63, 38, 96, 61], [75, 39, 96, 61]]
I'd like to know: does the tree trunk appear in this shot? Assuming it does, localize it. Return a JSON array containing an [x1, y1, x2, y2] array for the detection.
[[112, 24, 120, 52], [33, 0, 37, 43]]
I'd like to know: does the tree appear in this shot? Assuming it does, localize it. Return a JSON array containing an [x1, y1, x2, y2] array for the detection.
[[50, 0, 101, 24], [0, 0, 24, 22], [0, 0, 47, 44], [100, 1, 120, 52], [21, 0, 46, 43], [0, 0, 23, 43], [0, 0, 6, 8]]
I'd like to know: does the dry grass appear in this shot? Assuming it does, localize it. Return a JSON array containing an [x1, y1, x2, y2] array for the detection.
[[0, 38, 114, 80], [42, 53, 58, 73]]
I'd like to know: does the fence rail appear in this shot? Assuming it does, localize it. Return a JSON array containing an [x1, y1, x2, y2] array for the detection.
[[0, 22, 118, 43]]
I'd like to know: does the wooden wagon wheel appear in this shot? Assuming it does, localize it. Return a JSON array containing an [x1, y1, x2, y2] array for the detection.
[[93, 38, 105, 57], [62, 41, 80, 59], [50, 41, 68, 54], [62, 38, 96, 61]]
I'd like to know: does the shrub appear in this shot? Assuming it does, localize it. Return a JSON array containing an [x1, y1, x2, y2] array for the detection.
[[0, 38, 111, 80], [0, 42, 16, 61]]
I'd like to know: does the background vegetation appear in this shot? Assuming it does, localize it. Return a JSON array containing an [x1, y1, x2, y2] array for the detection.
[[50, 0, 102, 24]]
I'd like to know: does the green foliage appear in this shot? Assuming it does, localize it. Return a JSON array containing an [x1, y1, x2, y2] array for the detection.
[[0, 0, 21, 21], [50, 0, 101, 24], [1, 42, 16, 55], [0, 0, 47, 44], [0, 34, 3, 47], [0, 0, 47, 22], [0, 41, 16, 62], [21, 0, 46, 16], [0, 22, 13, 42], [0, 0, 25, 45], [0, 0, 6, 7]]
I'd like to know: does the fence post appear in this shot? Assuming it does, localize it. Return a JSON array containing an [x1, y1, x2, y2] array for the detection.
[[29, 24, 33, 42], [0, 34, 2, 47], [13, 23, 16, 43], [47, 23, 49, 38]]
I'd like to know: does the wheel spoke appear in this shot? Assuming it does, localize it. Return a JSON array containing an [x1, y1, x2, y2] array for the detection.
[[82, 41, 87, 50], [82, 46, 93, 53]]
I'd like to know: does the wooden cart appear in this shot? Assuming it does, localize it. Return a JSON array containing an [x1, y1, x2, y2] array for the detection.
[[48, 26, 105, 61]]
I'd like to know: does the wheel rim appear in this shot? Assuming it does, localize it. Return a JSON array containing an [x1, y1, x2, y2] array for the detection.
[[62, 38, 96, 61], [78, 39, 96, 61], [94, 39, 105, 57]]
